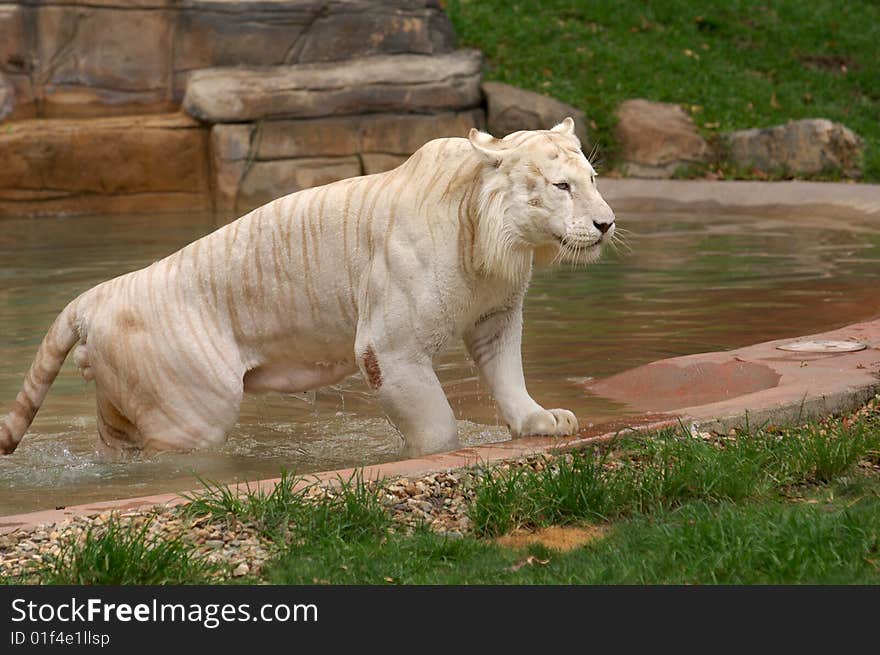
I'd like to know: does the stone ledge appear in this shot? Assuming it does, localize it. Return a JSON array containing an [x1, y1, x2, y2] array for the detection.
[[183, 50, 484, 122]]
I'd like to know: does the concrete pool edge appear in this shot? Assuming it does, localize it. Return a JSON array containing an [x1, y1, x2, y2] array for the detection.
[[2, 317, 878, 536], [599, 178, 880, 220]]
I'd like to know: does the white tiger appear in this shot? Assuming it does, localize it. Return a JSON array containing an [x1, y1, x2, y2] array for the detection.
[[0, 117, 615, 458]]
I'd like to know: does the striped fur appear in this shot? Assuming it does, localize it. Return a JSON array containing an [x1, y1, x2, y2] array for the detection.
[[1, 118, 615, 457]]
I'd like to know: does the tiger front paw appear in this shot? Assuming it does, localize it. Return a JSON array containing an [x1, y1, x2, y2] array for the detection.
[[511, 408, 579, 438]]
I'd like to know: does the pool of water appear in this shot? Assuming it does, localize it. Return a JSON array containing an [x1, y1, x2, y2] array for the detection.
[[1, 210, 879, 514]]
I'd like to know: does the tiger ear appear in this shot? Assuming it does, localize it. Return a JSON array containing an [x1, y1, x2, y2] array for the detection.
[[468, 128, 511, 165], [550, 116, 575, 135]]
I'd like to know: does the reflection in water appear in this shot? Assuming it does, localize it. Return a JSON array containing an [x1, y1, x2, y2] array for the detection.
[[1, 211, 878, 513]]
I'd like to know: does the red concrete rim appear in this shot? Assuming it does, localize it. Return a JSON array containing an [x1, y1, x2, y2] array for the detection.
[[0, 414, 680, 535]]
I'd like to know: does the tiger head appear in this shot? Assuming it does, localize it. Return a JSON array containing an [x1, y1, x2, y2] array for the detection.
[[468, 117, 616, 278]]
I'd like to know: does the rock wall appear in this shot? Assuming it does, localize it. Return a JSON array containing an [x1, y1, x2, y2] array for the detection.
[[1, 1, 605, 216], [1, 0, 455, 119], [0, 0, 491, 216]]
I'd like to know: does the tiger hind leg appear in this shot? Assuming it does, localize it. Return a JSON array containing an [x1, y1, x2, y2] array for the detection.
[[133, 384, 243, 456], [95, 384, 143, 456]]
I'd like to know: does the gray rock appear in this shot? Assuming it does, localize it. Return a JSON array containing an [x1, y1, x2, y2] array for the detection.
[[237, 157, 363, 212], [293, 3, 455, 63], [615, 99, 710, 178], [172, 3, 314, 98], [183, 50, 484, 123], [4, 0, 458, 115], [482, 81, 589, 145], [723, 119, 863, 177]]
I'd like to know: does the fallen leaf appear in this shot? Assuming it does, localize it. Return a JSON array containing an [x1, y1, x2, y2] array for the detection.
[[509, 555, 550, 572]]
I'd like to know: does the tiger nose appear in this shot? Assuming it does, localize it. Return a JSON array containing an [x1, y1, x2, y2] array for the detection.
[[593, 219, 613, 234]]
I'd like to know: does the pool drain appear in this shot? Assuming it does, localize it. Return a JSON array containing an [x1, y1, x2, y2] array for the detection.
[[776, 340, 867, 353]]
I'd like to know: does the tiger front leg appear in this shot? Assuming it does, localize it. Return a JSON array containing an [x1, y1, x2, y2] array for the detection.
[[357, 344, 459, 458], [465, 301, 578, 439]]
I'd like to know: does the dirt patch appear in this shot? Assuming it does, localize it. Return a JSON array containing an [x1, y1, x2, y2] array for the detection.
[[799, 55, 859, 74], [495, 525, 607, 552]]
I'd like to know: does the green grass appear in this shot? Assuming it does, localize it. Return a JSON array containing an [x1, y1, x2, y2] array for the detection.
[[445, 0, 880, 180], [468, 416, 880, 537], [267, 482, 880, 585], [37, 516, 218, 585]]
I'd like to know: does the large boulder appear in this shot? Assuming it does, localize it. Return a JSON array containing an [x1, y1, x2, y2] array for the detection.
[[0, 114, 211, 216], [722, 119, 863, 177], [482, 81, 589, 144], [184, 50, 484, 123], [615, 99, 710, 178]]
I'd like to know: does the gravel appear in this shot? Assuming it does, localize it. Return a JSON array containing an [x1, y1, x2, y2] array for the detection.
[[0, 468, 489, 583]]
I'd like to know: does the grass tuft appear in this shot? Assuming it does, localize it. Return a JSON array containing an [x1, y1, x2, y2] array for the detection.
[[469, 452, 609, 537], [182, 470, 307, 538], [38, 516, 216, 585]]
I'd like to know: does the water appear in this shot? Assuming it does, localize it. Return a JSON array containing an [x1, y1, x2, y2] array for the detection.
[[1, 211, 879, 514]]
